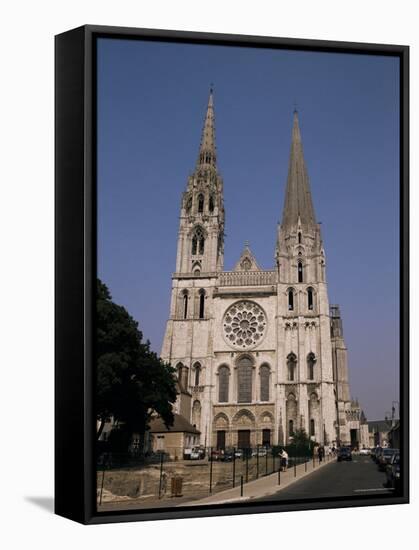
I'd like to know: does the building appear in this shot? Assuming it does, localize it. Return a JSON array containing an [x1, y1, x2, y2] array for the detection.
[[161, 90, 367, 450], [149, 414, 200, 460], [367, 419, 396, 448], [387, 421, 400, 449]]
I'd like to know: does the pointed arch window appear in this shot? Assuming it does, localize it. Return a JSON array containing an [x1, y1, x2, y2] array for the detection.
[[199, 289, 205, 319], [193, 362, 201, 386], [307, 352, 316, 380], [298, 232, 302, 244], [237, 356, 253, 403], [181, 366, 189, 390], [192, 400, 201, 427], [310, 418, 315, 437], [192, 227, 205, 256], [307, 287, 314, 310], [176, 362, 183, 382], [288, 288, 294, 311], [218, 365, 230, 403], [176, 362, 189, 391], [182, 290, 189, 319], [287, 353, 297, 381], [289, 419, 294, 437], [260, 364, 270, 402], [209, 195, 214, 213], [186, 196, 192, 214], [298, 262, 303, 283], [198, 194, 204, 213]]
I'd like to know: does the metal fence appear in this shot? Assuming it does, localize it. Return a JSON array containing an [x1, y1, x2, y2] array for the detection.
[[96, 445, 333, 507]]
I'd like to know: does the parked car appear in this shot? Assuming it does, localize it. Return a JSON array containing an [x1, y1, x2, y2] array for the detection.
[[359, 447, 371, 456], [208, 449, 223, 461], [221, 450, 234, 462], [385, 452, 400, 490], [373, 447, 384, 463], [251, 447, 268, 457], [378, 448, 397, 471], [370, 447, 379, 461], [337, 446, 352, 461], [190, 446, 205, 460]]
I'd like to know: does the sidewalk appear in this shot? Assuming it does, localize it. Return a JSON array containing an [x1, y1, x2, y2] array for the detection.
[[183, 455, 336, 506]]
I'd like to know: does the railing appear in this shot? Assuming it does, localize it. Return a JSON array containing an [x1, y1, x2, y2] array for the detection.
[[96, 445, 333, 510], [219, 270, 277, 287]]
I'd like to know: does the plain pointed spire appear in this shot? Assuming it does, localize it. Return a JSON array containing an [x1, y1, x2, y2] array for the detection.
[[197, 88, 217, 169], [281, 110, 316, 230]]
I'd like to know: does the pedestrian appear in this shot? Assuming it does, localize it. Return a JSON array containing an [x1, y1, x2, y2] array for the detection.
[[279, 448, 284, 471], [318, 445, 324, 463], [161, 471, 167, 495], [280, 448, 288, 471]]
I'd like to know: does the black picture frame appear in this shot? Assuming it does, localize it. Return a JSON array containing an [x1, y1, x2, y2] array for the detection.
[[55, 24, 409, 525]]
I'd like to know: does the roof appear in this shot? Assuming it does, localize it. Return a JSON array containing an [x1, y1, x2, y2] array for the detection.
[[149, 413, 200, 435], [281, 111, 317, 230], [233, 243, 262, 272]]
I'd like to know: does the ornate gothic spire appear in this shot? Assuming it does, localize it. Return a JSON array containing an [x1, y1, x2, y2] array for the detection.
[[197, 88, 217, 170], [176, 89, 224, 274], [281, 110, 316, 230]]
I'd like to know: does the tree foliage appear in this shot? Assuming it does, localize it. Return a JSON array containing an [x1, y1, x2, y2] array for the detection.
[[290, 428, 313, 448], [96, 279, 177, 446]]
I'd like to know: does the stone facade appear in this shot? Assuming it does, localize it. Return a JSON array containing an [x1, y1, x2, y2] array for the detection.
[[161, 91, 366, 449]]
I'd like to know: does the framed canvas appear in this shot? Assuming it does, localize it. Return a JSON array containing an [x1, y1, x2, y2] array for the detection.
[[55, 25, 409, 524]]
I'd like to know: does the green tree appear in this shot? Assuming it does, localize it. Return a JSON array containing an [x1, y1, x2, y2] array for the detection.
[[290, 428, 311, 448], [96, 279, 177, 450]]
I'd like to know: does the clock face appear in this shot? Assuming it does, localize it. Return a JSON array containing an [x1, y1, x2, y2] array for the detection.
[[222, 300, 267, 350]]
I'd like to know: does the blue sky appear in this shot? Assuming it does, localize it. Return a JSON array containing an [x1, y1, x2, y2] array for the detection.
[[97, 38, 400, 421]]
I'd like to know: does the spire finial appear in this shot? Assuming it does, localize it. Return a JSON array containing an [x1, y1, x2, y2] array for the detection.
[[196, 89, 217, 169], [292, 107, 302, 142]]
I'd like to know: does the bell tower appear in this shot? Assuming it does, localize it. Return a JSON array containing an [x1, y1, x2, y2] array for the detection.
[[275, 110, 326, 284], [175, 89, 225, 275], [161, 90, 225, 435], [276, 110, 336, 446]]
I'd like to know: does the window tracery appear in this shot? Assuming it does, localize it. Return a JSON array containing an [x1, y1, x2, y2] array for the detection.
[[223, 301, 267, 349]]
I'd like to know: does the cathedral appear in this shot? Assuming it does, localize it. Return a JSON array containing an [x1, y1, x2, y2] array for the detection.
[[161, 90, 368, 450]]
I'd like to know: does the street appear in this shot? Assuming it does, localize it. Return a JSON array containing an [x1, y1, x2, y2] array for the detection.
[[255, 455, 394, 501]]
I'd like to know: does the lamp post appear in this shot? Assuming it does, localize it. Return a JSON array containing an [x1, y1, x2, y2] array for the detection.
[[256, 443, 259, 479], [209, 446, 213, 494], [232, 447, 236, 488]]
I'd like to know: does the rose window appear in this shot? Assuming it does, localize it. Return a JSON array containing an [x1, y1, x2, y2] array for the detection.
[[223, 301, 267, 349]]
